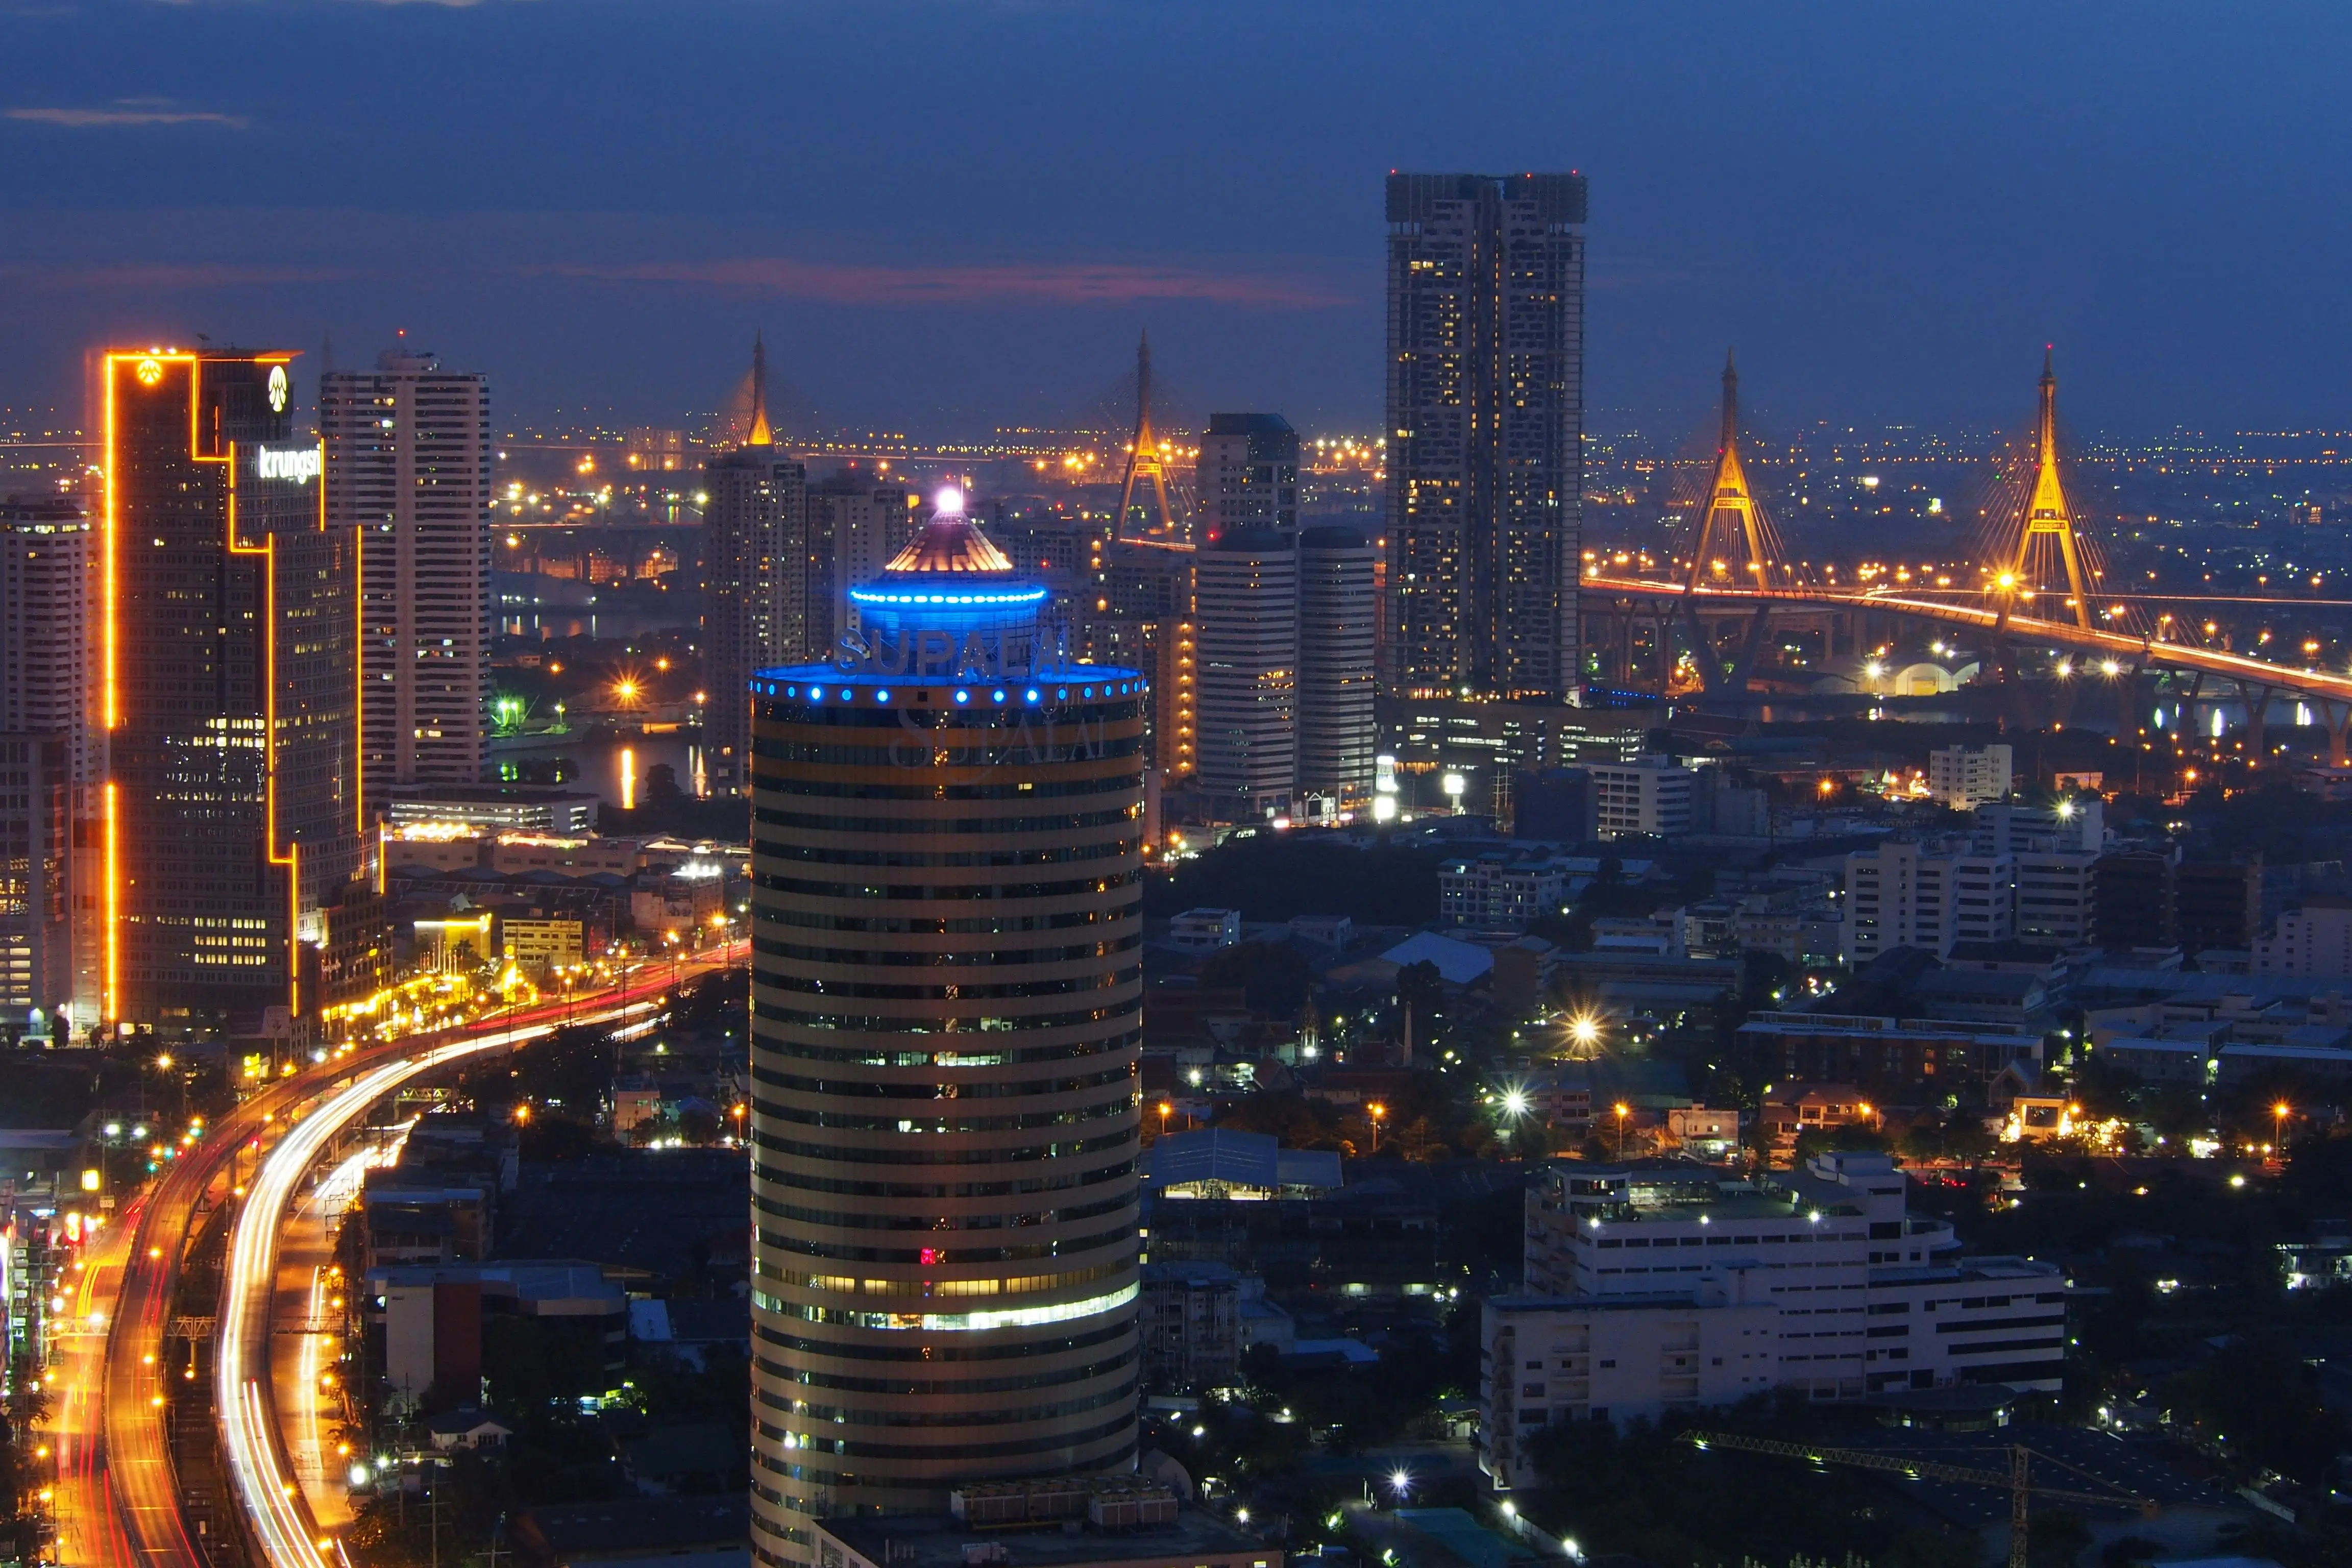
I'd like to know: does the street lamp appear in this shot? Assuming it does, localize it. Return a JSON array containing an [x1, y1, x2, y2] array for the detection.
[[1367, 1102, 1388, 1154], [2274, 1100, 2292, 1159], [1614, 1101, 1631, 1161]]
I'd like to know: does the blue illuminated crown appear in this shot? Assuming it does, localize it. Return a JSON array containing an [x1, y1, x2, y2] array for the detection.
[[830, 487, 1063, 680]]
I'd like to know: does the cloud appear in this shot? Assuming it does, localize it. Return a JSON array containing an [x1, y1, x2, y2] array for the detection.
[[7, 99, 250, 129], [543, 255, 1356, 310], [0, 261, 356, 289]]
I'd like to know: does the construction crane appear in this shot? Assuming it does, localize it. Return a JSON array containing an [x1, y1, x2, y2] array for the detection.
[[1684, 1431, 2157, 1568]]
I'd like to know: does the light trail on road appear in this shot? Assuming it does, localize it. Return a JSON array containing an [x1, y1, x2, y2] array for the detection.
[[216, 948, 732, 1568]]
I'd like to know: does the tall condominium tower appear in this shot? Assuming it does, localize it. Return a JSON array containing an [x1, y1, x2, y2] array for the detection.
[[805, 470, 916, 654], [321, 350, 492, 813], [1194, 528, 1297, 817], [1196, 412, 1299, 543], [747, 489, 1143, 1563], [1384, 172, 1587, 699], [703, 338, 807, 790], [100, 348, 365, 1028], [1296, 525, 1378, 804], [0, 494, 94, 1026]]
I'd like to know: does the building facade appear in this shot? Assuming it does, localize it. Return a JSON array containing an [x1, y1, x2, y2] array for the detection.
[[0, 494, 97, 1025], [703, 443, 807, 787], [321, 351, 492, 813], [1196, 413, 1298, 544], [1589, 757, 1693, 840], [806, 472, 916, 653], [101, 348, 366, 1030], [1193, 530, 1297, 818], [1483, 1152, 2065, 1486], [1927, 744, 2012, 810], [1295, 527, 1378, 806], [1843, 842, 2016, 965], [0, 735, 71, 1025], [746, 492, 1143, 1563], [1384, 172, 1586, 700]]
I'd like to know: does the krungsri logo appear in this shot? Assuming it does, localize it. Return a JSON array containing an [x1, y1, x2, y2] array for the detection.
[[255, 445, 322, 484]]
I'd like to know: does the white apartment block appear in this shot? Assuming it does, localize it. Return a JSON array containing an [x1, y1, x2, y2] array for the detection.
[[322, 352, 492, 813], [1482, 1152, 2065, 1486], [1928, 743, 2012, 809], [2258, 900, 2352, 979], [1589, 756, 1693, 840], [1843, 841, 2014, 964], [1439, 854, 1572, 932]]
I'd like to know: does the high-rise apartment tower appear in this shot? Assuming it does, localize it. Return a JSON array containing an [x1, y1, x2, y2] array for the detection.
[[1296, 526, 1378, 803], [747, 490, 1143, 1562], [1197, 412, 1298, 543], [1194, 528, 1297, 816], [702, 338, 807, 789], [0, 493, 98, 1026], [321, 350, 492, 813], [1384, 172, 1586, 699], [100, 348, 365, 1028]]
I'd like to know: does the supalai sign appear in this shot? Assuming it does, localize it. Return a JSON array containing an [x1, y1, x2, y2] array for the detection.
[[831, 618, 1075, 682]]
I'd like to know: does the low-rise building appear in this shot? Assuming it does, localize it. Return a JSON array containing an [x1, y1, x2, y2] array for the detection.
[[1483, 1152, 2065, 1485], [1736, 1013, 2042, 1101], [1928, 744, 2013, 810], [814, 1490, 1272, 1568], [1139, 1261, 1241, 1389], [1588, 756, 1694, 841], [1168, 908, 1241, 951], [1439, 853, 1572, 931], [2258, 899, 2352, 979]]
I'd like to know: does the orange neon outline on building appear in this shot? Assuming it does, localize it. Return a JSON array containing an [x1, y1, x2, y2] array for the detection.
[[99, 349, 302, 1023]]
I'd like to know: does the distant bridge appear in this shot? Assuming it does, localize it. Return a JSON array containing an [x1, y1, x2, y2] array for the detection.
[[1574, 352, 2352, 763]]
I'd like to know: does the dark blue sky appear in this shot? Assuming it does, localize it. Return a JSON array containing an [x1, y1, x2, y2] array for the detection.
[[3, 2, 2347, 437]]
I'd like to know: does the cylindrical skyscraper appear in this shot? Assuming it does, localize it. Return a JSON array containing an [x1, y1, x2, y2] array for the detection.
[[747, 490, 1144, 1566]]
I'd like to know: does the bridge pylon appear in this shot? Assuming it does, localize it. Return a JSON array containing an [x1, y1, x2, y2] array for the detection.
[[2004, 348, 2094, 631], [1114, 329, 1185, 543], [1684, 350, 1776, 591]]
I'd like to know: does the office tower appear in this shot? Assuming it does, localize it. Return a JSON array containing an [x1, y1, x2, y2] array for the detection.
[[321, 350, 492, 813], [1296, 526, 1377, 804], [701, 339, 806, 788], [746, 491, 1143, 1560], [1384, 172, 1586, 699], [1193, 529, 1297, 817], [0, 494, 97, 1026], [805, 471, 916, 653], [1196, 412, 1298, 542], [100, 348, 365, 1028]]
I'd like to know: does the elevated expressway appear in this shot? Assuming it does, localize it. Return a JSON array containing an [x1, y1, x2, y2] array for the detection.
[[69, 945, 740, 1568]]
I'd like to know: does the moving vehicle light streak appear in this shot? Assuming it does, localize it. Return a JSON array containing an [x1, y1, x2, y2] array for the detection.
[[213, 967, 701, 1568]]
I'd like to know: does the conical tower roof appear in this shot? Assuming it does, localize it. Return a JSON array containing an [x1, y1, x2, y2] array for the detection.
[[883, 487, 1014, 575]]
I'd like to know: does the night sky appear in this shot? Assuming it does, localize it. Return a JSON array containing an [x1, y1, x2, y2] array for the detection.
[[4, 2, 2347, 438]]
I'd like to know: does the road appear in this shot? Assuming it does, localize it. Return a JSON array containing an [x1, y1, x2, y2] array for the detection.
[[48, 1190, 138, 1568], [268, 1146, 381, 1533], [65, 945, 738, 1568], [222, 947, 740, 1568]]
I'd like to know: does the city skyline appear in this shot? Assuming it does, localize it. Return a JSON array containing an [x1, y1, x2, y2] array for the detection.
[[5, 6, 2351, 433]]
